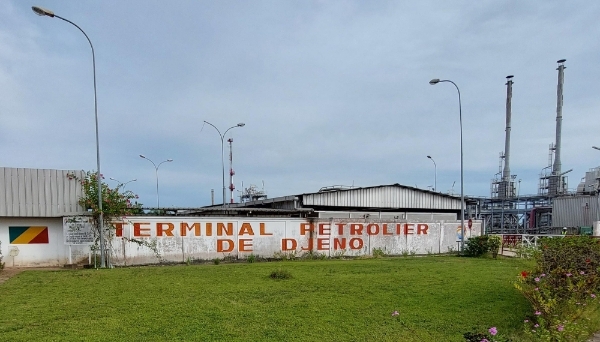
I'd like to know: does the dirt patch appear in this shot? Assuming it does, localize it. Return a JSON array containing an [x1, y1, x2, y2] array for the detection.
[[0, 267, 64, 285]]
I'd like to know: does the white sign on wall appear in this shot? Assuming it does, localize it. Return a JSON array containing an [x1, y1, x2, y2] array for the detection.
[[63, 216, 94, 245]]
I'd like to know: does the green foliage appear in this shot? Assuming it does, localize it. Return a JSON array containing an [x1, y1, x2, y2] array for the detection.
[[401, 249, 409, 257], [269, 267, 292, 280], [488, 235, 502, 259], [247, 254, 256, 263], [66, 171, 144, 260], [514, 243, 539, 259], [514, 236, 600, 341], [212, 258, 220, 265], [0, 241, 4, 271], [464, 235, 490, 257], [463, 326, 509, 342], [300, 251, 326, 260], [372, 247, 387, 258], [272, 251, 297, 260]]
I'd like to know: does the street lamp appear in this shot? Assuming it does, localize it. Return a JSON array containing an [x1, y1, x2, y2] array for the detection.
[[593, 146, 600, 151], [429, 78, 465, 252], [203, 121, 245, 206], [109, 177, 137, 189], [32, 6, 107, 267], [139, 155, 173, 209], [427, 155, 437, 192]]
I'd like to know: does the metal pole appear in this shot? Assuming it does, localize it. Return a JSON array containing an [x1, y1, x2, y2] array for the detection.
[[140, 155, 172, 210], [430, 79, 464, 252], [203, 121, 245, 206], [33, 8, 106, 267], [427, 156, 437, 191]]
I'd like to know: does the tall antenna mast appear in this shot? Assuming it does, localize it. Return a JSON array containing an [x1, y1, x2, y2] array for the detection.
[[228, 138, 235, 203]]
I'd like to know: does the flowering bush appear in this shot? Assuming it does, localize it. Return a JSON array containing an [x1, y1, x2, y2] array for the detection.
[[67, 171, 143, 251], [514, 236, 600, 341], [463, 326, 509, 342], [0, 241, 4, 271]]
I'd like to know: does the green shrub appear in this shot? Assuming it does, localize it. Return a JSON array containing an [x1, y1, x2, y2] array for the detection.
[[247, 254, 256, 263], [514, 236, 600, 340], [212, 258, 220, 265], [488, 235, 501, 259], [372, 247, 386, 258], [0, 241, 4, 271], [463, 235, 489, 257], [269, 268, 292, 280]]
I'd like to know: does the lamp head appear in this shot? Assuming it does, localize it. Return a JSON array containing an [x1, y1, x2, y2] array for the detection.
[[139, 154, 146, 159], [427, 155, 432, 159], [32, 6, 55, 17], [429, 79, 440, 85], [237, 123, 245, 127], [167, 159, 173, 162]]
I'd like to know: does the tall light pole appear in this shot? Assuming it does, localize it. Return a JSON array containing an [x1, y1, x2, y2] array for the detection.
[[427, 155, 437, 191], [203, 121, 245, 206], [109, 177, 137, 189], [139, 155, 172, 209], [593, 146, 600, 151], [429, 78, 464, 252], [32, 6, 107, 267]]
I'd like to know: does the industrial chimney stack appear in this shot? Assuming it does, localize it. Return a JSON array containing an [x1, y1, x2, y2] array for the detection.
[[549, 59, 567, 196]]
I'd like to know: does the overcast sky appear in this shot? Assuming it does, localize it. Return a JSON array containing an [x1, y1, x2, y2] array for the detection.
[[1, 1, 599, 208]]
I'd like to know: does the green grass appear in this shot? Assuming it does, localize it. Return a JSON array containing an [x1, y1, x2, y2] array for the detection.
[[0, 256, 533, 341]]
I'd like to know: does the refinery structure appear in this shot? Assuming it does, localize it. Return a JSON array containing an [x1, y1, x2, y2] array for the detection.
[[480, 59, 599, 235]]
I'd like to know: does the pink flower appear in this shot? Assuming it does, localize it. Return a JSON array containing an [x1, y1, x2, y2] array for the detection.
[[524, 319, 529, 323], [535, 287, 539, 291], [480, 339, 489, 342], [391, 311, 399, 316], [566, 273, 572, 277], [557, 324, 564, 331], [488, 327, 497, 336], [535, 311, 541, 315], [541, 273, 546, 277], [592, 294, 597, 298], [534, 324, 540, 328], [580, 271, 585, 275], [535, 277, 540, 282]]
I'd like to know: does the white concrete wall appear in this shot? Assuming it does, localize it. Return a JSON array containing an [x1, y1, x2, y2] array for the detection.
[[110, 217, 481, 265], [0, 217, 88, 267], [0, 216, 481, 267]]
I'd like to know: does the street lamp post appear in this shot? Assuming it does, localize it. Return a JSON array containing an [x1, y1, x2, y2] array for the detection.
[[593, 146, 600, 151], [32, 6, 107, 267], [427, 155, 437, 191], [203, 121, 245, 206], [139, 155, 172, 209], [109, 177, 137, 189], [429, 78, 465, 252]]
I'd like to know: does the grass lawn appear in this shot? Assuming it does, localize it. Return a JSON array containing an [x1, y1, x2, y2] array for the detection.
[[0, 256, 533, 341]]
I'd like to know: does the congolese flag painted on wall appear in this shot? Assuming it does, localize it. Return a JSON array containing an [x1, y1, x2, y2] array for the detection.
[[9, 226, 49, 244]]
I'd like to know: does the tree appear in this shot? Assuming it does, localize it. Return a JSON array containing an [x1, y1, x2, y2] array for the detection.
[[67, 171, 143, 262]]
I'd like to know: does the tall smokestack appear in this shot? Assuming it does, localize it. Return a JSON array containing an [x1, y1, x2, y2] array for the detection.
[[502, 75, 514, 184], [552, 59, 566, 177]]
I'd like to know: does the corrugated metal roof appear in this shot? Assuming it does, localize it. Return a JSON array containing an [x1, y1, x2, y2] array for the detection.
[[0, 167, 86, 217], [302, 184, 462, 210]]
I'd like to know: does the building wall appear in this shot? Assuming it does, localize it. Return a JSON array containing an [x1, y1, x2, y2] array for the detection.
[[0, 167, 86, 217], [302, 186, 461, 210], [0, 217, 88, 267], [0, 216, 481, 267], [553, 195, 600, 227], [109, 217, 480, 265]]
